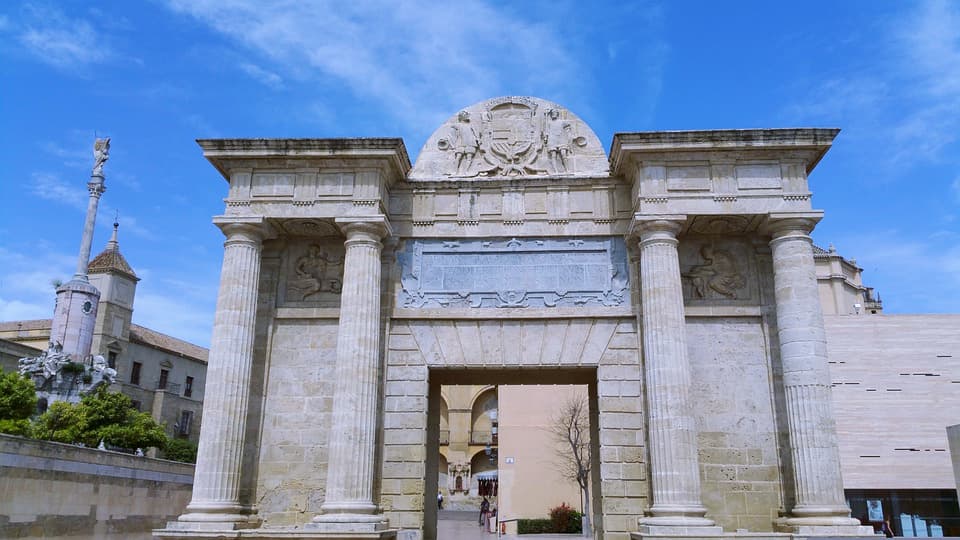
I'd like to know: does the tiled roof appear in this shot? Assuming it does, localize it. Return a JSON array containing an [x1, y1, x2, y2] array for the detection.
[[0, 318, 206, 363], [129, 324, 208, 363], [87, 223, 138, 280], [88, 249, 137, 279], [0, 319, 51, 332]]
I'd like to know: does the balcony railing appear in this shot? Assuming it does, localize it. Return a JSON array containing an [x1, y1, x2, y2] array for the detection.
[[470, 431, 497, 445], [154, 381, 182, 394]]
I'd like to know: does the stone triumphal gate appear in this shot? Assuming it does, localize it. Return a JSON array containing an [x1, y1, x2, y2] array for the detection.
[[156, 97, 873, 540]]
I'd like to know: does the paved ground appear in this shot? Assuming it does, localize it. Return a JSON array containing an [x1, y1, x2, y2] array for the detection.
[[437, 509, 589, 539]]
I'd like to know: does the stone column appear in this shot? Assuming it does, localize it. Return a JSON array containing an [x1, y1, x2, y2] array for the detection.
[[177, 220, 263, 527], [634, 219, 715, 531], [311, 217, 391, 533], [768, 217, 863, 530], [74, 174, 106, 280]]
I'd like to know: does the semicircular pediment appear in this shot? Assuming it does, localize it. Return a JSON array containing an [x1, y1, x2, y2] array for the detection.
[[409, 96, 608, 181]]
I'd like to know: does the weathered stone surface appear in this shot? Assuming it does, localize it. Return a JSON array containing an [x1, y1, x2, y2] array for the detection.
[[160, 97, 865, 540]]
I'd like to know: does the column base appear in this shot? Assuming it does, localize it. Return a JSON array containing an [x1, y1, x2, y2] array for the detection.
[[775, 517, 875, 536], [154, 526, 396, 540], [632, 523, 724, 540]]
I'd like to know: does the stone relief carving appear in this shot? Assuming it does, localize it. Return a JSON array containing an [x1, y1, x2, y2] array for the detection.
[[409, 96, 608, 180], [680, 240, 756, 304], [398, 237, 629, 309], [683, 246, 745, 299], [281, 240, 345, 305]]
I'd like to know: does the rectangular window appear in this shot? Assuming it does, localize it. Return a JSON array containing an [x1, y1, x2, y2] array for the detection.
[[130, 361, 142, 386], [177, 410, 194, 436], [107, 351, 117, 369], [184, 376, 194, 398], [158, 369, 169, 390]]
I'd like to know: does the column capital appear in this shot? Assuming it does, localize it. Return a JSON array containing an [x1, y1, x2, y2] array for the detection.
[[629, 215, 686, 247], [214, 217, 267, 245], [336, 215, 392, 241], [764, 212, 823, 240]]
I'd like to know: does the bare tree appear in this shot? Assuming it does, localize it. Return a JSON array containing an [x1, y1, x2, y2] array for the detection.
[[549, 393, 591, 536]]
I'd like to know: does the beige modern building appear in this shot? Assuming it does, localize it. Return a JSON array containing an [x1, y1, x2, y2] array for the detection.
[[152, 96, 905, 540]]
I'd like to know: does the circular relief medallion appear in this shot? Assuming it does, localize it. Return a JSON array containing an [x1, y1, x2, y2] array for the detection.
[[82, 301, 93, 314]]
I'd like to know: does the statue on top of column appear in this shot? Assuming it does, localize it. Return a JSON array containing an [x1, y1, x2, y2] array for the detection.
[[92, 138, 111, 176]]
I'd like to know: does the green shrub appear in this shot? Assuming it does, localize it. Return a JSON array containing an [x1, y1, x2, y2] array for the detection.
[[163, 437, 198, 463], [33, 387, 167, 451], [32, 401, 87, 443], [0, 419, 31, 436], [517, 519, 553, 534], [0, 370, 37, 435]]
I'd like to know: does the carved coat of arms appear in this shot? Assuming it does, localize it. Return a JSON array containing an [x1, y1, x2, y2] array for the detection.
[[435, 99, 588, 178]]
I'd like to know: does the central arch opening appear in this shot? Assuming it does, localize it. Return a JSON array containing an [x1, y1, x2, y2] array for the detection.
[[424, 367, 602, 540]]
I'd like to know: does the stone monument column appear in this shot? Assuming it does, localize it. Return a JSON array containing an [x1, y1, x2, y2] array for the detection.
[[768, 217, 863, 531], [311, 216, 392, 534], [634, 218, 716, 532], [50, 138, 111, 360], [178, 219, 264, 528]]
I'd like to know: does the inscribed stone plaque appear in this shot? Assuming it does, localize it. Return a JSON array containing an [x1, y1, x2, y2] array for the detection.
[[398, 237, 628, 308]]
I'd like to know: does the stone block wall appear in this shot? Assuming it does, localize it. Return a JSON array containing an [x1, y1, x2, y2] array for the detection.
[[687, 317, 784, 532], [379, 317, 645, 540], [254, 318, 339, 526], [0, 434, 193, 538], [596, 320, 646, 540]]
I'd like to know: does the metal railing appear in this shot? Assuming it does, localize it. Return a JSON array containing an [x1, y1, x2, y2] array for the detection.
[[470, 431, 497, 445], [154, 381, 182, 394]]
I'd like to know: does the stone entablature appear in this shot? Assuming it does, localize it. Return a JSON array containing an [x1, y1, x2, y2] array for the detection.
[[610, 129, 838, 220], [200, 138, 410, 222]]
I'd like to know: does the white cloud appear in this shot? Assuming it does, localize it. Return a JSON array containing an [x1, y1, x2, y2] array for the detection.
[[0, 243, 216, 348], [785, 1, 960, 165], [831, 229, 960, 313], [131, 274, 220, 348], [163, 0, 585, 128], [41, 140, 89, 169], [0, 245, 75, 322], [17, 3, 113, 70], [239, 62, 283, 89], [30, 172, 87, 210]]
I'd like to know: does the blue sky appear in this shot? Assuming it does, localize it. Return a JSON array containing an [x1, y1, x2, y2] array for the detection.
[[1, 1, 958, 348]]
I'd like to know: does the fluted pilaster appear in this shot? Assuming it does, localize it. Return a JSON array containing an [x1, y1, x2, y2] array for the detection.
[[179, 222, 263, 525], [769, 218, 858, 527], [313, 218, 391, 532], [635, 219, 713, 528]]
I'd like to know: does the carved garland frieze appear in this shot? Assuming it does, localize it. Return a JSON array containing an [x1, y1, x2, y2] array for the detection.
[[398, 237, 629, 309]]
